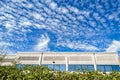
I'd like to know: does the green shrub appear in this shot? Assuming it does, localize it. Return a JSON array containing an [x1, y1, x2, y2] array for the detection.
[[0, 65, 120, 80]]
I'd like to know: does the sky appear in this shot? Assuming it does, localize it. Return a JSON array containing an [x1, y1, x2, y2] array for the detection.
[[0, 0, 120, 54]]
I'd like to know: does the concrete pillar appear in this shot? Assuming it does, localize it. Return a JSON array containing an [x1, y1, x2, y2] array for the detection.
[[39, 52, 43, 65], [93, 53, 97, 71], [38, 53, 41, 65], [65, 56, 69, 71]]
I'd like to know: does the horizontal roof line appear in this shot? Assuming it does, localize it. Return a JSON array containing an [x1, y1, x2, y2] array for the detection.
[[17, 52, 117, 54]]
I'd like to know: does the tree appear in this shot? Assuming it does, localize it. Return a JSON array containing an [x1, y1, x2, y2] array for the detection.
[[0, 48, 7, 66]]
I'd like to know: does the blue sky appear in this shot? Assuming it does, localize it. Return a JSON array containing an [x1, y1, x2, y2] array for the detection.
[[0, 0, 120, 54]]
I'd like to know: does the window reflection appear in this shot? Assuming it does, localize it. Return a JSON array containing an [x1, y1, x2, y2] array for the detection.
[[17, 64, 39, 68], [60, 65, 66, 71], [68, 65, 94, 72], [48, 65, 54, 70], [42, 64, 66, 71], [112, 65, 120, 71], [88, 65, 94, 71], [97, 65, 120, 72], [105, 66, 112, 72], [97, 65, 104, 72]]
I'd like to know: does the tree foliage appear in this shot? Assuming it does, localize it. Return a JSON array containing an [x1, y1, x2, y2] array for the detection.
[[0, 48, 7, 65], [0, 65, 120, 80]]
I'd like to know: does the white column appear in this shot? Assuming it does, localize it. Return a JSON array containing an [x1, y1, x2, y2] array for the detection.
[[65, 56, 68, 71], [39, 52, 43, 66], [38, 53, 41, 65], [93, 53, 97, 71]]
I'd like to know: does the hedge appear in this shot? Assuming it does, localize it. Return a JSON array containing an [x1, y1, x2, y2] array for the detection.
[[0, 65, 120, 80]]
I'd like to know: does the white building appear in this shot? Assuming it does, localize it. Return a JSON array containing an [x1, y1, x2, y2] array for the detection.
[[1, 52, 120, 72]]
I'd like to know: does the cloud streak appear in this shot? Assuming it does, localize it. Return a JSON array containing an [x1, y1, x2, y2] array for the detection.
[[34, 34, 50, 51], [106, 40, 120, 52], [57, 40, 98, 51]]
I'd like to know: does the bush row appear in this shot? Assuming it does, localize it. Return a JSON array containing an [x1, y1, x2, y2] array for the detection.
[[0, 65, 120, 80]]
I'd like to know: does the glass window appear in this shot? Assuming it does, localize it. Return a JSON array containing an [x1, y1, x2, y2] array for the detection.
[[17, 64, 39, 68], [75, 65, 81, 71], [48, 65, 54, 70], [43, 64, 66, 71], [54, 65, 60, 71], [112, 65, 120, 71], [32, 64, 39, 66], [97, 65, 120, 72], [69, 65, 94, 72], [105, 65, 112, 72], [42, 64, 48, 67], [88, 65, 94, 71], [60, 65, 66, 71], [17, 64, 25, 68], [97, 65, 105, 72], [69, 65, 75, 71], [81, 65, 88, 71]]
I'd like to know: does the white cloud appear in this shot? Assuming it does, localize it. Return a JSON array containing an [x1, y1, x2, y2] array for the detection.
[[45, 0, 51, 3], [77, 15, 84, 20], [33, 12, 45, 21], [57, 40, 98, 51], [0, 41, 16, 54], [108, 15, 114, 20], [49, 2, 57, 10], [0, 41, 12, 51], [0, 42, 11, 47], [12, 0, 26, 2], [34, 24, 46, 29], [68, 6, 79, 13], [106, 40, 120, 52], [22, 21, 32, 26], [68, 43, 98, 50], [4, 22, 13, 29], [26, 3, 34, 8], [3, 20, 16, 30], [89, 20, 96, 27], [57, 7, 68, 14], [34, 34, 50, 51]]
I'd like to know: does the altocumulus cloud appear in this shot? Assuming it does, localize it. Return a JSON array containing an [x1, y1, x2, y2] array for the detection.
[[0, 0, 120, 53], [106, 40, 120, 52], [57, 40, 98, 51]]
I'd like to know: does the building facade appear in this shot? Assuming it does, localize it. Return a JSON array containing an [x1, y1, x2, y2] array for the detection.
[[1, 52, 120, 72]]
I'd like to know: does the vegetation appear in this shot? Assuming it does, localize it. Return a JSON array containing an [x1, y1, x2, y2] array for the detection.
[[0, 65, 120, 80], [0, 49, 6, 65]]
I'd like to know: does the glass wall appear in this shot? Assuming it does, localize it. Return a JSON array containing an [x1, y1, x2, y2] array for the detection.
[[68, 65, 94, 72], [97, 65, 120, 72], [42, 64, 66, 71], [17, 64, 39, 68]]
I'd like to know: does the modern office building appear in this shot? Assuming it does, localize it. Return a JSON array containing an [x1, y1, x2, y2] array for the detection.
[[1, 52, 120, 72]]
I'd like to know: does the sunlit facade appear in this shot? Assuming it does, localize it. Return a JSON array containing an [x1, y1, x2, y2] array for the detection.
[[1, 52, 120, 72]]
